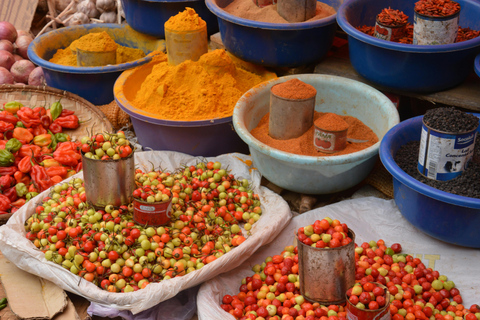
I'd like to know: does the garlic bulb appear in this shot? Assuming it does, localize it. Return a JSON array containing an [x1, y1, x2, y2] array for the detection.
[[55, 0, 74, 13], [96, 0, 116, 13], [65, 12, 90, 26], [100, 11, 117, 23], [77, 0, 100, 18]]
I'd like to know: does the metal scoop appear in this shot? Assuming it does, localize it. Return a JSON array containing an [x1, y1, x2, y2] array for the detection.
[[76, 47, 117, 67], [347, 138, 368, 143]]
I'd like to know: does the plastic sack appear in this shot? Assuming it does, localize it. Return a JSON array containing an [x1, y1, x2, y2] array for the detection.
[[0, 151, 292, 314], [197, 196, 480, 320]]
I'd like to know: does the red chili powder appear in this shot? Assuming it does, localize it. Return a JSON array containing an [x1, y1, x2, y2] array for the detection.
[[314, 112, 349, 131], [251, 111, 379, 157], [271, 78, 317, 100]]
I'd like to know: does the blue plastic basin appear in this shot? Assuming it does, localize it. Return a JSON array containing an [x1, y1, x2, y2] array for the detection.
[[113, 60, 249, 156], [475, 53, 480, 78], [121, 0, 219, 38], [28, 24, 165, 105], [379, 115, 480, 248], [205, 0, 342, 67], [337, 0, 480, 93]]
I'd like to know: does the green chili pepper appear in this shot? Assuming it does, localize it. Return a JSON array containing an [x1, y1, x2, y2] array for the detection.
[[0, 298, 6, 305], [4, 101, 23, 114], [49, 130, 57, 151], [5, 138, 22, 153], [0, 303, 6, 310], [50, 101, 63, 121], [16, 121, 25, 128], [16, 183, 28, 197], [54, 133, 69, 143], [26, 192, 39, 201], [0, 149, 15, 167]]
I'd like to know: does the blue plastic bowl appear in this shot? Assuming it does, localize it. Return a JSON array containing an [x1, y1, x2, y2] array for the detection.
[[121, 0, 219, 38], [475, 53, 480, 77], [28, 24, 165, 105], [205, 0, 342, 67], [113, 60, 249, 156], [337, 0, 480, 93], [379, 115, 480, 248]]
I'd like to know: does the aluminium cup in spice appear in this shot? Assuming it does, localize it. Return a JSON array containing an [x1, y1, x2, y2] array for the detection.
[[313, 113, 349, 153]]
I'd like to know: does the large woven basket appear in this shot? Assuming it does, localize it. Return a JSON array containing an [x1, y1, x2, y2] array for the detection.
[[0, 84, 114, 225]]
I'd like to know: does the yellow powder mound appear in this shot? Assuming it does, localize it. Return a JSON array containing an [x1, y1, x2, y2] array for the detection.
[[164, 7, 206, 31]]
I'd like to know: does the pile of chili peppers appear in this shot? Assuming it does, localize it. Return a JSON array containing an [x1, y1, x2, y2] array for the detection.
[[414, 0, 461, 17], [377, 7, 409, 27], [0, 101, 83, 215]]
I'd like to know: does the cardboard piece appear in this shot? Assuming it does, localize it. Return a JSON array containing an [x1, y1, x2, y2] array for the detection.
[[0, 257, 67, 319], [0, 0, 39, 31]]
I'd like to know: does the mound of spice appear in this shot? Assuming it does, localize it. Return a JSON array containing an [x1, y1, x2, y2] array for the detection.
[[164, 7, 206, 31], [251, 111, 378, 157], [414, 0, 461, 17], [271, 78, 316, 99], [377, 8, 409, 26], [423, 107, 479, 133], [49, 32, 146, 66], [222, 0, 335, 24], [314, 112, 349, 131], [132, 49, 273, 121]]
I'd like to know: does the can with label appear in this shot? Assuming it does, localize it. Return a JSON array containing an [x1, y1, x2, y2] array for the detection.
[[313, 125, 348, 153], [374, 20, 407, 42], [417, 119, 477, 181], [133, 198, 173, 226], [413, 9, 460, 45]]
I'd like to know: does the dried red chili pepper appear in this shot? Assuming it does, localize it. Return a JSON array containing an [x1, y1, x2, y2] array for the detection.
[[31, 165, 54, 192], [53, 115, 80, 129], [0, 111, 18, 125], [377, 7, 409, 26]]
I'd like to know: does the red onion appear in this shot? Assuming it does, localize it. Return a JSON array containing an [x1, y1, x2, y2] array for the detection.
[[0, 50, 15, 70], [13, 54, 23, 62], [28, 67, 45, 86], [10, 59, 35, 84], [0, 40, 14, 53], [16, 30, 31, 38], [0, 21, 17, 43], [0, 66, 14, 84], [14, 35, 33, 59]]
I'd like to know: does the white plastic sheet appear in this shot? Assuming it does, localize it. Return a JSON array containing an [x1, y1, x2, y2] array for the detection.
[[0, 151, 292, 314], [197, 196, 480, 320]]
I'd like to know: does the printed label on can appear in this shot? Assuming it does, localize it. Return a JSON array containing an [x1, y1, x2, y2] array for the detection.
[[413, 12, 459, 45], [417, 124, 476, 181], [374, 22, 406, 42], [314, 129, 335, 151]]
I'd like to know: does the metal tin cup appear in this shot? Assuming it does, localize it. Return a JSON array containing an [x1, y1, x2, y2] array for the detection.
[[413, 9, 460, 45], [133, 198, 173, 226], [313, 125, 348, 153], [269, 86, 316, 140], [165, 25, 208, 66], [417, 119, 477, 181], [346, 283, 391, 320], [82, 152, 136, 208], [277, 0, 317, 22], [297, 229, 356, 305], [374, 19, 407, 42], [76, 47, 117, 67]]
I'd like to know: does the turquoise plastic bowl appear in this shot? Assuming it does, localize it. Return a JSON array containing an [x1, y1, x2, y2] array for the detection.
[[233, 74, 400, 194], [28, 24, 165, 105], [337, 0, 480, 93], [379, 115, 480, 248]]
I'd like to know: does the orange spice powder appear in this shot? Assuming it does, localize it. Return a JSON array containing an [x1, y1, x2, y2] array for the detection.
[[314, 112, 349, 131], [250, 111, 379, 157], [271, 78, 317, 100]]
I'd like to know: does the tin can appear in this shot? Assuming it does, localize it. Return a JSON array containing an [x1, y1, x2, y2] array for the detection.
[[76, 47, 117, 67], [297, 229, 356, 305], [374, 19, 407, 42], [82, 152, 136, 208], [413, 10, 460, 45], [418, 119, 477, 181], [269, 87, 315, 140], [313, 125, 348, 153], [133, 198, 173, 226], [277, 0, 317, 22], [346, 283, 390, 320], [165, 25, 208, 66]]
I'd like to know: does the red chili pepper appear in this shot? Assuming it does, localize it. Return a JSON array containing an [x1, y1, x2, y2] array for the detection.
[[3, 186, 17, 202], [75, 162, 83, 172], [18, 145, 42, 158], [53, 115, 80, 129], [0, 166, 18, 176], [60, 109, 75, 117], [17, 107, 41, 128], [40, 114, 52, 128], [0, 174, 14, 190], [0, 111, 18, 125], [46, 166, 68, 178], [14, 171, 30, 185], [31, 165, 54, 192], [32, 125, 48, 136], [0, 121, 14, 133], [18, 156, 33, 173], [12, 127, 34, 143], [48, 122, 63, 134], [0, 194, 11, 211], [53, 142, 82, 167], [33, 106, 47, 117], [0, 140, 6, 149], [11, 198, 26, 208]]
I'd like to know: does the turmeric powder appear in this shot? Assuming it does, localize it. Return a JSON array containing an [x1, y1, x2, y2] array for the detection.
[[132, 49, 274, 121], [49, 31, 146, 66], [164, 7, 206, 31], [70, 31, 118, 52]]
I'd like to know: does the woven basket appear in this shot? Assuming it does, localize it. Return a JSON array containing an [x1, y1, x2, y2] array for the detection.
[[0, 84, 114, 225]]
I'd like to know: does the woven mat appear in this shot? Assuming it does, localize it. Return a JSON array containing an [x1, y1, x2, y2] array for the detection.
[[0, 84, 114, 226], [364, 159, 394, 199]]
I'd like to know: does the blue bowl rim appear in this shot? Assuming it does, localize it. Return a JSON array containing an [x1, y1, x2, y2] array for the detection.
[[28, 24, 154, 75], [233, 74, 400, 166], [113, 66, 233, 128], [134, 0, 205, 2], [205, 0, 337, 30], [337, 0, 480, 53], [475, 53, 480, 77], [379, 114, 480, 209]]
